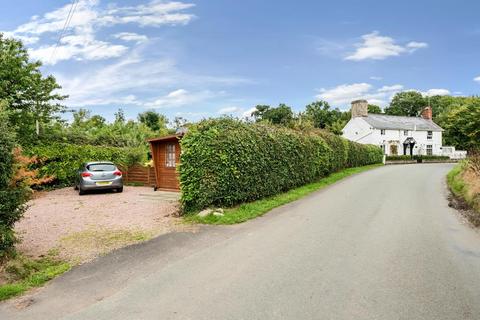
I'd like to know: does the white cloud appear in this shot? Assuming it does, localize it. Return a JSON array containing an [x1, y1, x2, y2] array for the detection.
[[114, 32, 148, 43], [422, 89, 450, 96], [1, 31, 39, 45], [378, 84, 404, 93], [369, 76, 382, 81], [316, 83, 404, 107], [406, 41, 428, 51], [7, 0, 195, 65], [345, 31, 427, 61], [145, 89, 218, 108], [317, 83, 373, 105], [242, 107, 257, 118], [218, 106, 240, 114], [317, 83, 453, 108], [474, 76, 480, 83]]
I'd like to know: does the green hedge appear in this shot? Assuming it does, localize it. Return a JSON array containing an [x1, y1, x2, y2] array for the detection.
[[25, 143, 145, 187], [386, 155, 450, 162], [0, 108, 27, 257], [179, 118, 383, 212]]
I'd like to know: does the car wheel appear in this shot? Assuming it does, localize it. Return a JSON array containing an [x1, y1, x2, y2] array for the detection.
[[117, 187, 123, 193]]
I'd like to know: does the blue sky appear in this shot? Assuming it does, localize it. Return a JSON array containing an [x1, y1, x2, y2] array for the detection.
[[1, 0, 479, 122]]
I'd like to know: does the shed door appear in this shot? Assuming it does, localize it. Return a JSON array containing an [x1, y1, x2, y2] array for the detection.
[[157, 142, 180, 190]]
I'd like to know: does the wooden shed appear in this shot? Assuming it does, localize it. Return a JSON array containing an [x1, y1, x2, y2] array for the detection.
[[148, 134, 183, 191]]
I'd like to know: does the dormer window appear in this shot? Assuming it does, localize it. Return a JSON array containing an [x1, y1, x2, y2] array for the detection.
[[380, 129, 386, 135], [427, 131, 433, 139], [404, 130, 408, 136]]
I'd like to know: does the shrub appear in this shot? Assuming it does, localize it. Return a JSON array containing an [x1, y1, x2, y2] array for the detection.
[[24, 143, 145, 187], [386, 155, 450, 162], [0, 107, 27, 258], [179, 118, 383, 212]]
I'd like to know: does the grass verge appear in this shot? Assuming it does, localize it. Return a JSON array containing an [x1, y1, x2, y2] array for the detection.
[[0, 253, 71, 301], [447, 161, 480, 226], [186, 164, 383, 225]]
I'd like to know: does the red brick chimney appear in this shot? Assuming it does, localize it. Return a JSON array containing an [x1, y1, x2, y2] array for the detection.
[[421, 106, 432, 120]]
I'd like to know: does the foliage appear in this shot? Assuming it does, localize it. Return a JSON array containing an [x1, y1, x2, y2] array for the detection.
[[437, 98, 480, 151], [0, 34, 66, 144], [0, 105, 27, 257], [179, 118, 383, 212], [0, 253, 70, 301], [251, 104, 294, 126], [303, 100, 348, 134], [384, 91, 427, 116], [368, 104, 382, 114], [186, 164, 382, 224], [138, 110, 169, 132], [447, 159, 480, 225], [24, 143, 145, 187], [386, 155, 449, 162]]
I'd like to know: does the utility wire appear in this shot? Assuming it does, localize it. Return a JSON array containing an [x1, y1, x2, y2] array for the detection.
[[48, 0, 79, 65]]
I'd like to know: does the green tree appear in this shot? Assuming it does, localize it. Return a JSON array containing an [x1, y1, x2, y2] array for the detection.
[[251, 103, 294, 126], [304, 100, 343, 129], [384, 91, 427, 116], [439, 98, 480, 150], [138, 110, 168, 132], [368, 104, 382, 114], [0, 34, 66, 144]]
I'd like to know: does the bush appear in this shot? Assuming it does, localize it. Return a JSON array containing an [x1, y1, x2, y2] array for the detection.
[[0, 107, 27, 258], [386, 155, 414, 161], [386, 155, 450, 162], [24, 143, 145, 187], [179, 118, 383, 212]]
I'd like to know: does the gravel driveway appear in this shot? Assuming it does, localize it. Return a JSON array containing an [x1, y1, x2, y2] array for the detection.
[[14, 186, 194, 263]]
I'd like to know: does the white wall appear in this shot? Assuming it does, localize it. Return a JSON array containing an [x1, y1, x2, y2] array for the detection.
[[342, 118, 443, 156]]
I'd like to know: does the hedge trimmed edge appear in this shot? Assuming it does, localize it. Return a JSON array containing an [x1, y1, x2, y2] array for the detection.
[[179, 118, 383, 212]]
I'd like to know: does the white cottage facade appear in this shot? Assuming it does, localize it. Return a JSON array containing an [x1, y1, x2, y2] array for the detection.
[[342, 100, 443, 156]]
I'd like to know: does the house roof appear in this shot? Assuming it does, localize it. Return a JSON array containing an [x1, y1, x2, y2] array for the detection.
[[362, 114, 443, 131]]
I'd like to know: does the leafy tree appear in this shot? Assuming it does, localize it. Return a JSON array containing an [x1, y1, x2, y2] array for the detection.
[[172, 116, 188, 130], [439, 98, 480, 150], [0, 34, 66, 144], [114, 108, 126, 124], [384, 91, 427, 116], [251, 103, 294, 126], [138, 110, 168, 132], [368, 104, 382, 114], [304, 100, 343, 130]]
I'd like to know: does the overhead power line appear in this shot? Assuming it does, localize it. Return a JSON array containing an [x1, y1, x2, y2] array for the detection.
[[48, 0, 79, 65]]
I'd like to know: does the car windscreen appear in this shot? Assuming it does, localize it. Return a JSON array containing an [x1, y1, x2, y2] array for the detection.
[[87, 164, 116, 172]]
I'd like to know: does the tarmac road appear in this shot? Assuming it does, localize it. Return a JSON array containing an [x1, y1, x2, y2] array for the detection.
[[2, 163, 480, 319]]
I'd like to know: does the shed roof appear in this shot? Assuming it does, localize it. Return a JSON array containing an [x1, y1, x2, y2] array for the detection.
[[148, 134, 183, 143], [362, 114, 443, 131]]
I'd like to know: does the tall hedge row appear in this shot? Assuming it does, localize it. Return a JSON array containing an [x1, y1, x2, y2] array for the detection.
[[0, 109, 27, 257], [179, 118, 383, 212], [25, 143, 145, 187]]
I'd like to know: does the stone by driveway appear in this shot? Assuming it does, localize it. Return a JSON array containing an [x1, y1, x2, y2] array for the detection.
[[14, 186, 195, 263]]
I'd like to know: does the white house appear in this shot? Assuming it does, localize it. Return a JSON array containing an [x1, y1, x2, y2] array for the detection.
[[342, 100, 443, 156]]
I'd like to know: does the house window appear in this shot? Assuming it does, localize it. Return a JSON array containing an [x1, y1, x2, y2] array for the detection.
[[380, 129, 386, 135], [165, 143, 176, 167], [426, 145, 433, 156], [404, 130, 408, 136], [427, 131, 433, 139]]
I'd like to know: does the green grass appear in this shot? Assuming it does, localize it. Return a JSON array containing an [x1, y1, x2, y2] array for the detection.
[[0, 254, 71, 301], [186, 164, 383, 225], [447, 162, 467, 197]]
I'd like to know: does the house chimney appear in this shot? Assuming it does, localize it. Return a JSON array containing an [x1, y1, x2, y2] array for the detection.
[[351, 99, 368, 118], [421, 106, 432, 120]]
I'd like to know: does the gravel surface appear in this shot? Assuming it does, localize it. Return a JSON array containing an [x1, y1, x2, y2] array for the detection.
[[14, 186, 194, 263]]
